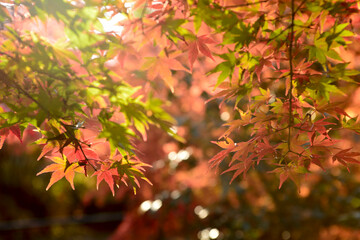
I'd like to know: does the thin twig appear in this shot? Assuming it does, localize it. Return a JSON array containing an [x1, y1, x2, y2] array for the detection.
[[294, 0, 307, 14], [223, 0, 268, 9], [287, 0, 295, 152]]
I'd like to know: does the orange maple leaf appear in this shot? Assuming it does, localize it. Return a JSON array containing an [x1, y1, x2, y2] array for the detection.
[[141, 51, 189, 92], [92, 164, 119, 196], [37, 156, 84, 190]]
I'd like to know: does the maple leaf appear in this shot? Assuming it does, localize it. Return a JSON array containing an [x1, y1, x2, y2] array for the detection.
[[255, 138, 277, 163], [230, 142, 251, 164], [313, 100, 351, 120], [219, 141, 258, 183], [41, 122, 101, 166], [62, 142, 100, 164], [332, 148, 360, 169], [42, 122, 85, 157], [188, 42, 198, 71], [253, 58, 275, 82], [270, 167, 302, 190], [9, 125, 22, 142], [212, 137, 235, 149], [141, 51, 189, 92], [305, 154, 325, 170], [188, 35, 216, 71], [209, 146, 237, 174], [206, 82, 252, 108], [222, 162, 246, 184], [38, 134, 100, 177], [0, 125, 23, 149], [310, 133, 337, 147], [333, 107, 351, 119], [302, 118, 336, 134], [92, 151, 151, 195], [93, 163, 119, 196], [222, 151, 256, 184], [37, 142, 56, 161], [220, 119, 249, 139], [0, 128, 9, 149], [111, 153, 152, 194], [278, 170, 289, 189], [37, 156, 84, 190]]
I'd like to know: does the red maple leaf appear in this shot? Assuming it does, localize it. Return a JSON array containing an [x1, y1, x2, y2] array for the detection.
[[188, 35, 216, 71], [222, 162, 246, 184], [309, 154, 325, 170], [62, 143, 100, 164], [278, 170, 289, 189], [209, 138, 236, 171], [332, 148, 360, 169], [0, 125, 23, 149], [255, 138, 277, 163], [208, 148, 233, 172]]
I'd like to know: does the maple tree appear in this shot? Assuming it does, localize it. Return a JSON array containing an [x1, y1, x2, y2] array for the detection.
[[0, 0, 359, 196]]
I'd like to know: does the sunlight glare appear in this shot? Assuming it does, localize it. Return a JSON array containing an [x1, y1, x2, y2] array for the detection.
[[220, 111, 230, 121], [209, 228, 219, 239], [151, 199, 163, 211], [139, 200, 152, 212]]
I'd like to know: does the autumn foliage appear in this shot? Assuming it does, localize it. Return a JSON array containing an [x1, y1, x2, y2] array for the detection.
[[1, 0, 360, 240], [0, 0, 360, 198]]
